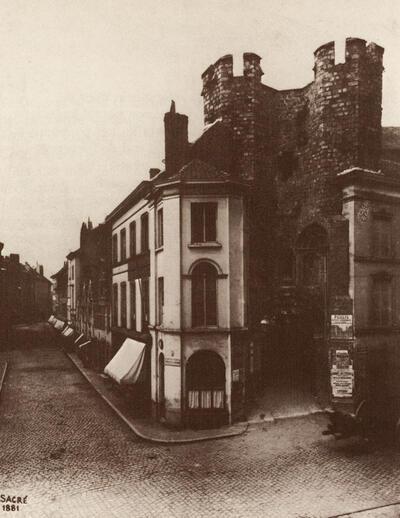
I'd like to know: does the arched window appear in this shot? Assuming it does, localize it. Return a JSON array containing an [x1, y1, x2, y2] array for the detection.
[[296, 224, 328, 288], [191, 262, 217, 327], [279, 247, 295, 283]]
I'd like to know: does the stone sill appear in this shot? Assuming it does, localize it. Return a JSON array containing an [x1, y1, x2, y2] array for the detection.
[[188, 242, 222, 249]]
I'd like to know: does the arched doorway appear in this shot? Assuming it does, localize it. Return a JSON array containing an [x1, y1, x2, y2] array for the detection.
[[186, 350, 228, 429], [263, 225, 328, 395], [158, 352, 165, 419]]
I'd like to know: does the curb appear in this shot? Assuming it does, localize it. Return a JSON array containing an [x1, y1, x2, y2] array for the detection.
[[0, 361, 8, 399], [65, 351, 248, 445]]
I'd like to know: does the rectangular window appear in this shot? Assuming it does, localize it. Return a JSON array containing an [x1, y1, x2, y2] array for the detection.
[[371, 277, 392, 327], [141, 213, 149, 252], [141, 278, 149, 330], [191, 203, 217, 243], [158, 277, 164, 325], [72, 265, 74, 281], [129, 221, 136, 257], [157, 208, 164, 248], [120, 282, 127, 328], [130, 281, 136, 330], [112, 283, 118, 326], [372, 218, 393, 258], [112, 234, 118, 264], [120, 228, 126, 262]]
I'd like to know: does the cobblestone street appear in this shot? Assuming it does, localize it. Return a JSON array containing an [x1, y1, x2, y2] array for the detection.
[[1, 341, 400, 518]]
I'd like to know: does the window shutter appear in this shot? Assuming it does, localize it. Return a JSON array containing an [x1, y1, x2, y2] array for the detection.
[[192, 273, 203, 326], [191, 204, 203, 243], [205, 268, 217, 325], [130, 222, 136, 257], [205, 203, 217, 242]]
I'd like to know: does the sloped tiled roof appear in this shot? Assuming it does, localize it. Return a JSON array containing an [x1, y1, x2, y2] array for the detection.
[[179, 159, 230, 181], [155, 159, 230, 186]]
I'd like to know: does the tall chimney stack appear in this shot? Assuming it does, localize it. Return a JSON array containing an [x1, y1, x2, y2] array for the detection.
[[164, 100, 188, 176]]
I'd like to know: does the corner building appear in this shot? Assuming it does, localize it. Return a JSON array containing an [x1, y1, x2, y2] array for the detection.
[[107, 38, 400, 427]]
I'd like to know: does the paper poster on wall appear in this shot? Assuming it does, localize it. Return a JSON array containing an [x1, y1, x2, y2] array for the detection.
[[330, 314, 353, 339], [330, 349, 354, 398]]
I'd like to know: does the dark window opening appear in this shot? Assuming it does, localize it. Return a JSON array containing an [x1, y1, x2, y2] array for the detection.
[[296, 103, 309, 146], [371, 277, 392, 327], [372, 217, 393, 259], [191, 203, 217, 243], [158, 277, 164, 325], [112, 283, 118, 326], [301, 252, 325, 287], [120, 228, 126, 262], [120, 281, 127, 328], [129, 221, 136, 257], [296, 224, 328, 289], [130, 281, 136, 330], [280, 248, 295, 283], [278, 151, 298, 181], [112, 234, 118, 264], [192, 262, 217, 327], [141, 213, 149, 252], [157, 209, 164, 248], [141, 278, 149, 330]]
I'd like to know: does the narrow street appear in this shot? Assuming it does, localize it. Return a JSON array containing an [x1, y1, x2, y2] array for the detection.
[[0, 340, 399, 518]]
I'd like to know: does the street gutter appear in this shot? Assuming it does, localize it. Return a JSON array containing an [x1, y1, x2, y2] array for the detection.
[[65, 351, 248, 444]]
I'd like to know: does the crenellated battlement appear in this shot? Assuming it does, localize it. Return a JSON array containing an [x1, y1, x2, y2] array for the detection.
[[201, 53, 263, 92], [313, 37, 384, 77], [200, 38, 384, 180]]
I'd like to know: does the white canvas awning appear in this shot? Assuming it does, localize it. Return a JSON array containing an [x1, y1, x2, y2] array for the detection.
[[104, 338, 146, 385]]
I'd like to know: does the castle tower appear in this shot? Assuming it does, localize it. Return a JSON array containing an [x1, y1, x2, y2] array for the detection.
[[201, 53, 267, 180], [313, 38, 384, 171]]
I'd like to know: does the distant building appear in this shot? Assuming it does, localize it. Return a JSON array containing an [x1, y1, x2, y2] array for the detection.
[[0, 242, 51, 344], [66, 248, 80, 324], [50, 262, 68, 320], [75, 219, 111, 343]]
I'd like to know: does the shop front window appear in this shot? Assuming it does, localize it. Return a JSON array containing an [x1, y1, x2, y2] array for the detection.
[[186, 351, 225, 411]]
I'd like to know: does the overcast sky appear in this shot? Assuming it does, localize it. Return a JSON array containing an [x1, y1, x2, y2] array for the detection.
[[0, 0, 399, 277]]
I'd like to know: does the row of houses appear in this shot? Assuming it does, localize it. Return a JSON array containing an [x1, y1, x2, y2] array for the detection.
[[0, 241, 52, 346], [53, 38, 400, 429]]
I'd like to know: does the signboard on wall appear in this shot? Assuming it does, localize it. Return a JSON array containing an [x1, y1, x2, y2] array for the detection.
[[330, 314, 353, 339], [330, 349, 354, 398], [232, 369, 240, 383]]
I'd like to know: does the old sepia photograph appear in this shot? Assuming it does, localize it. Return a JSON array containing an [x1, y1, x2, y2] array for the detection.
[[1, 1, 400, 516]]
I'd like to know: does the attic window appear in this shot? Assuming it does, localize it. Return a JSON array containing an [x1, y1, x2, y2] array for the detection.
[[278, 151, 298, 181]]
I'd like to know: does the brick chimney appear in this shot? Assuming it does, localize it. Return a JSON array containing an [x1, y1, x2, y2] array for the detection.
[[164, 100, 188, 176]]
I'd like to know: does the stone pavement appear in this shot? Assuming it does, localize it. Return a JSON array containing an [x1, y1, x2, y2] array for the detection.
[[1, 340, 400, 518], [66, 351, 247, 443]]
